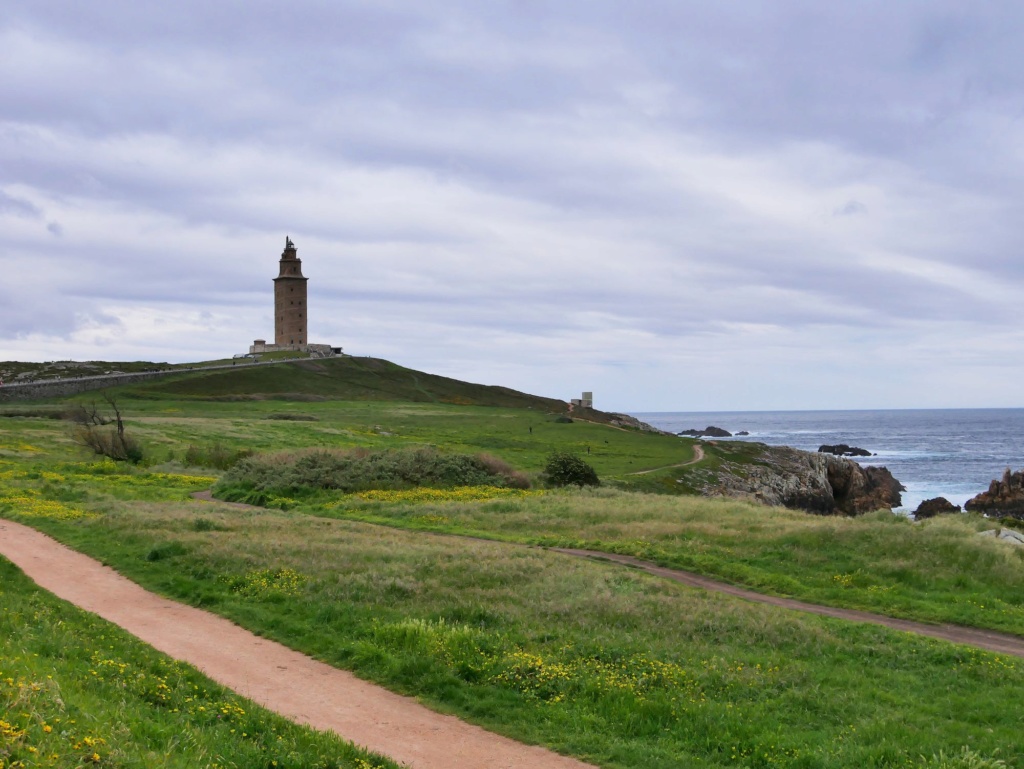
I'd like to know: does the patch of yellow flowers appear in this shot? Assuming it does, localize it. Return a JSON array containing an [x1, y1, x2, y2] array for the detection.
[[223, 568, 308, 598], [373, 617, 782, 711], [0, 493, 97, 521], [0, 672, 108, 767]]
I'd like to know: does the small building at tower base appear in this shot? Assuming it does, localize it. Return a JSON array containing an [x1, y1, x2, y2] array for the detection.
[[249, 339, 341, 357]]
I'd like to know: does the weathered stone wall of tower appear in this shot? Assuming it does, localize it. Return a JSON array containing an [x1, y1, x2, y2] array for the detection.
[[273, 239, 309, 347]]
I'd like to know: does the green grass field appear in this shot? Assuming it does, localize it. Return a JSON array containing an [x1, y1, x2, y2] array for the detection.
[[0, 556, 400, 769], [0, 359, 1021, 768]]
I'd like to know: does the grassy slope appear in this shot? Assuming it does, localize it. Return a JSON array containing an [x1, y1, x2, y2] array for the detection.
[[10, 499, 1024, 769], [2, 398, 692, 479], [295, 489, 1024, 635], [1, 362, 1022, 767], [125, 356, 575, 411]]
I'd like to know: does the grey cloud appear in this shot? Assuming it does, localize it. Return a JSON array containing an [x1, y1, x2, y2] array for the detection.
[[834, 200, 867, 217], [5, 1, 1024, 408], [0, 191, 41, 218]]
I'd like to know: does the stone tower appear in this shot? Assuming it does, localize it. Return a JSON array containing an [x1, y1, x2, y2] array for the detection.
[[274, 236, 308, 347]]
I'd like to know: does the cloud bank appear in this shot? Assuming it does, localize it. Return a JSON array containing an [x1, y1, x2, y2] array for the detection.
[[3, 1, 1024, 410]]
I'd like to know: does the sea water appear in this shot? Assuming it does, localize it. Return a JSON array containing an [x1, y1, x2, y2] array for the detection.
[[633, 409, 1024, 512]]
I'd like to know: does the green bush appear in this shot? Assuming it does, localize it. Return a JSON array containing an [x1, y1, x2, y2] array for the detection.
[[543, 451, 599, 487], [215, 447, 530, 500]]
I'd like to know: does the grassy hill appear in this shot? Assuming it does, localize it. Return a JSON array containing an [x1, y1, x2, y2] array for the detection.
[[130, 356, 573, 408], [2, 356, 1023, 768]]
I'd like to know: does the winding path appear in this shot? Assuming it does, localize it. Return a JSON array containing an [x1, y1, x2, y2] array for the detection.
[[190, 490, 1024, 659], [550, 548, 1024, 659], [626, 443, 705, 475], [0, 519, 596, 769]]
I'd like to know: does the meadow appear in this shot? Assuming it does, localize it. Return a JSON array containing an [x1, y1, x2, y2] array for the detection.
[[0, 556, 399, 769], [1, 377, 1023, 768]]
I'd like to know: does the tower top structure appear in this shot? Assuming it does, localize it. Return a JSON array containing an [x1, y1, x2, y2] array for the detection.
[[277, 237, 305, 279]]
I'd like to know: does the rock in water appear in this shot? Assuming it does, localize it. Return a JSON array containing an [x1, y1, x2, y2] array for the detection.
[[914, 497, 962, 519], [678, 426, 732, 438], [818, 444, 872, 457], [965, 468, 1024, 518]]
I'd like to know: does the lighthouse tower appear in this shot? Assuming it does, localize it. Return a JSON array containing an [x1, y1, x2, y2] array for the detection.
[[274, 236, 308, 348]]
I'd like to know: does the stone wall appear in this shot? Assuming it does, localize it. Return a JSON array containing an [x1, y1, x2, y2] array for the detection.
[[0, 360, 289, 403]]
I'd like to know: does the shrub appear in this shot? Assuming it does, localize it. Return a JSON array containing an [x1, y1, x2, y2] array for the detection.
[[73, 423, 144, 463], [70, 396, 143, 464], [475, 452, 530, 490], [72, 399, 143, 466], [215, 447, 531, 500], [543, 451, 599, 488]]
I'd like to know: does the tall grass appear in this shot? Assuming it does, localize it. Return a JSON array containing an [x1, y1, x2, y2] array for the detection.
[[288, 487, 1024, 635], [12, 498, 1022, 769]]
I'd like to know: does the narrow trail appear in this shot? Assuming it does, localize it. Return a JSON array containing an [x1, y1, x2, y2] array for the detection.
[[626, 444, 705, 475], [0, 519, 596, 769], [550, 549, 1024, 659], [192, 489, 1024, 658]]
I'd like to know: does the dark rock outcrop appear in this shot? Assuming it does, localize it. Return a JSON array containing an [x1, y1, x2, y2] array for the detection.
[[735, 431, 750, 436], [678, 426, 732, 438], [606, 413, 669, 434], [701, 444, 904, 515], [914, 497, 962, 519], [818, 444, 872, 457], [966, 468, 1024, 518]]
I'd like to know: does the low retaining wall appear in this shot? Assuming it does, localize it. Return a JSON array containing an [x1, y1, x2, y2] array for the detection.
[[0, 360, 292, 403]]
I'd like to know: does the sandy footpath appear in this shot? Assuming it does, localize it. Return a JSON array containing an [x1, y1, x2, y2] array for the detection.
[[0, 519, 596, 769]]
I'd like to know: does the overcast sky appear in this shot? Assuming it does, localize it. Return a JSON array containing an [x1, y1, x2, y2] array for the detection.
[[3, 1, 1024, 411]]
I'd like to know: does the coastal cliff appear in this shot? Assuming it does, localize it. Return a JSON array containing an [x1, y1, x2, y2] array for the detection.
[[701, 443, 905, 515]]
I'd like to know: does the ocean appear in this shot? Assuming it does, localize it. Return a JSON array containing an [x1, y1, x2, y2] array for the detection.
[[633, 409, 1024, 513]]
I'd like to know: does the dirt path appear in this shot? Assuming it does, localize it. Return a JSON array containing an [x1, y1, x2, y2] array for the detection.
[[550, 548, 1024, 658], [192, 490, 1024, 657], [627, 443, 705, 475], [0, 519, 596, 769]]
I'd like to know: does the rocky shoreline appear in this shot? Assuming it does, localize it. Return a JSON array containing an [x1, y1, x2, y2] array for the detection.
[[695, 442, 905, 515], [964, 468, 1024, 519]]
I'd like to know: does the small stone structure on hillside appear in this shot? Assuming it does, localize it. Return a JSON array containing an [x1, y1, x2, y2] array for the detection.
[[250, 237, 342, 357], [570, 391, 594, 409]]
